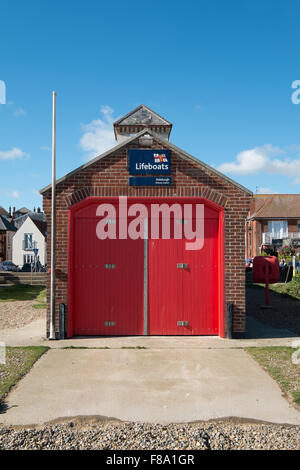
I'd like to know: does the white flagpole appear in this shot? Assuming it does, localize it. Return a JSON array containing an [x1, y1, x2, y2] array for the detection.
[[49, 90, 56, 339]]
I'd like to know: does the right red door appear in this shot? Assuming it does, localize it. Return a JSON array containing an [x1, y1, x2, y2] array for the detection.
[[148, 206, 219, 335]]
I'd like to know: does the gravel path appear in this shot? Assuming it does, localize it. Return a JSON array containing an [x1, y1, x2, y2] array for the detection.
[[0, 301, 45, 330], [0, 419, 299, 450]]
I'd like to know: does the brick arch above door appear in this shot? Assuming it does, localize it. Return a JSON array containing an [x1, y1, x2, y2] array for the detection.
[[63, 185, 229, 209]]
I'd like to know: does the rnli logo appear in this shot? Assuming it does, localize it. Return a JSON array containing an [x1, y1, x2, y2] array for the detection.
[[154, 153, 168, 163]]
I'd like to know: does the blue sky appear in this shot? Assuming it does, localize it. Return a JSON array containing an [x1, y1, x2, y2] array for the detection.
[[1, 0, 300, 211]]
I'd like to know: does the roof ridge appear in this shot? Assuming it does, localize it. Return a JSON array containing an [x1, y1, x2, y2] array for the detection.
[[250, 193, 300, 219]]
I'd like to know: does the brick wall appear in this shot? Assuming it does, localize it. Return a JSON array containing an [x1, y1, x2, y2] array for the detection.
[[42, 137, 251, 338], [288, 220, 299, 232], [246, 219, 262, 258]]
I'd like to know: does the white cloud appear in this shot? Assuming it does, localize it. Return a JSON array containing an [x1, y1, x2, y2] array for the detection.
[[79, 105, 117, 160], [218, 145, 282, 175], [218, 144, 300, 183], [256, 187, 277, 194], [0, 189, 20, 199], [13, 107, 25, 117], [0, 147, 29, 161]]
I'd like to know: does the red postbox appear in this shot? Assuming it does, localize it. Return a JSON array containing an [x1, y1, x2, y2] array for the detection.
[[253, 256, 280, 306]]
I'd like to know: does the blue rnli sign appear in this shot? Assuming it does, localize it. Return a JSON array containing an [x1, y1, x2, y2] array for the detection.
[[129, 149, 171, 175]]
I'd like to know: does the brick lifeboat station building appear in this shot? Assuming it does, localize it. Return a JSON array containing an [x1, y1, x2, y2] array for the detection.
[[40, 105, 252, 339]]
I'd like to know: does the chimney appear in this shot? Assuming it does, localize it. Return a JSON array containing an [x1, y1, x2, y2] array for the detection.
[[9, 206, 11, 217], [37, 207, 41, 213], [34, 207, 36, 212], [13, 207, 16, 218]]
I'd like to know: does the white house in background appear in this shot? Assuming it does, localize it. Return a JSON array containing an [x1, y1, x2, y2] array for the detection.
[[12, 216, 47, 267]]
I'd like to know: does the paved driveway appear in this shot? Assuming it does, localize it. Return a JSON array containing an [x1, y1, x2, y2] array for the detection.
[[1, 348, 299, 425]]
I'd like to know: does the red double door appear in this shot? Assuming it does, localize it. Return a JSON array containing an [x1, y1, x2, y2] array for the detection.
[[70, 199, 220, 336]]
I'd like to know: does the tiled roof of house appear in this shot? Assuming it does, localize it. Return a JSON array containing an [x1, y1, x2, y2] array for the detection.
[[0, 215, 17, 231], [249, 194, 300, 219], [14, 211, 45, 226], [30, 217, 47, 237], [16, 207, 30, 214], [0, 206, 9, 217]]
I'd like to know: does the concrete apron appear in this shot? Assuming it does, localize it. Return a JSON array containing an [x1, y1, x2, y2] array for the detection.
[[0, 320, 298, 348], [1, 348, 300, 426]]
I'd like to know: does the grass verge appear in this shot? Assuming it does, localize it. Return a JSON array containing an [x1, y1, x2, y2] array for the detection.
[[0, 346, 49, 409], [0, 284, 46, 308], [246, 346, 300, 408], [248, 273, 300, 301], [32, 287, 47, 309], [267, 274, 300, 300]]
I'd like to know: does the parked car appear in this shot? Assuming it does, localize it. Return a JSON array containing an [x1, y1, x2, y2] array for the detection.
[[0, 260, 20, 272]]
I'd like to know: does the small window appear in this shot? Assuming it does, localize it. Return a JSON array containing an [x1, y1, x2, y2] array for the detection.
[[268, 221, 288, 239], [23, 254, 33, 264]]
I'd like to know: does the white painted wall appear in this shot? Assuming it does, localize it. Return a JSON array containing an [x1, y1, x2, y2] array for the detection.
[[12, 217, 46, 267]]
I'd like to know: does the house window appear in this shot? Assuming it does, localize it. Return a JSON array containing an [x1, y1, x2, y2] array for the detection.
[[24, 233, 33, 249], [268, 221, 288, 239], [298, 221, 300, 235], [23, 254, 34, 264]]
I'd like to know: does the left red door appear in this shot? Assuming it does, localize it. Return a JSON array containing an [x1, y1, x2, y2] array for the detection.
[[72, 209, 144, 336]]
